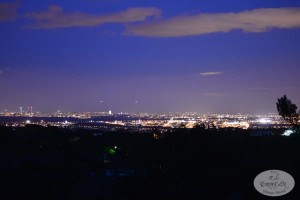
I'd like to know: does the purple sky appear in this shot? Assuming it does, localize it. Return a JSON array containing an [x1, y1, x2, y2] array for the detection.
[[1, 0, 300, 114]]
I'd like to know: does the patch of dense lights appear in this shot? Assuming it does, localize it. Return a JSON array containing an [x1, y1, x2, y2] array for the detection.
[[259, 118, 271, 124], [221, 121, 249, 129], [227, 121, 239, 125], [25, 120, 31, 124], [240, 122, 250, 129], [283, 130, 294, 136]]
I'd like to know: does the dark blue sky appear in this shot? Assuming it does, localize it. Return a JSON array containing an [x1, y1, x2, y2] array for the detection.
[[1, 0, 300, 114]]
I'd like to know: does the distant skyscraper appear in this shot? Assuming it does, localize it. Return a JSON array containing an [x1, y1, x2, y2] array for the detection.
[[109, 110, 112, 115], [19, 107, 23, 114], [27, 106, 33, 114]]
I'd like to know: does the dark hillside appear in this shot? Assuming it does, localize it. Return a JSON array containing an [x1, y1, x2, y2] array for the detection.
[[0, 126, 298, 199]]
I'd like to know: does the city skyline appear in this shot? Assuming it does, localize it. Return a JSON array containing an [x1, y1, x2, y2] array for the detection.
[[1, 0, 300, 114]]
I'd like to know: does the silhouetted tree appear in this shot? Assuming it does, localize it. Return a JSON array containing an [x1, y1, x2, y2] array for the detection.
[[277, 95, 299, 133], [208, 121, 217, 130], [178, 123, 186, 129], [193, 123, 205, 130]]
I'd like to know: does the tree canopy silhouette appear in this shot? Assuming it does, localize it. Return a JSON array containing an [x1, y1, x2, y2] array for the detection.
[[276, 95, 299, 127]]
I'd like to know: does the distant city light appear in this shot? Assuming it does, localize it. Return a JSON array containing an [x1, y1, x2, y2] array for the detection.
[[259, 118, 271, 124], [0, 111, 290, 131], [283, 130, 293, 136], [227, 121, 239, 125]]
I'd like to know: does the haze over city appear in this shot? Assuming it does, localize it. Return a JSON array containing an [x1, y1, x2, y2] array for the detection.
[[1, 0, 300, 114]]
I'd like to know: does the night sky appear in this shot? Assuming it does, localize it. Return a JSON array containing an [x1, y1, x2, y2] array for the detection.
[[1, 0, 300, 114]]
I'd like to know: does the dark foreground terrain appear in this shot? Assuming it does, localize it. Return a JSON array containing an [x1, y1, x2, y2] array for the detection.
[[0, 125, 299, 200]]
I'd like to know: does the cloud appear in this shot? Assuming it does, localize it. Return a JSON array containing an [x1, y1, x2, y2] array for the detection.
[[0, 1, 20, 22], [248, 87, 300, 90], [25, 5, 161, 29], [0, 68, 10, 76], [200, 72, 222, 76], [202, 93, 227, 98], [125, 7, 300, 37], [202, 92, 251, 98]]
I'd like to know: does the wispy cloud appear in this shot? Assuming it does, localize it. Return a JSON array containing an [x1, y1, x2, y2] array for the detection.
[[125, 7, 300, 37], [0, 1, 20, 22], [202, 92, 251, 98], [200, 72, 222, 76], [0, 68, 10, 76], [25, 5, 161, 29], [248, 87, 300, 90], [202, 93, 229, 98]]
